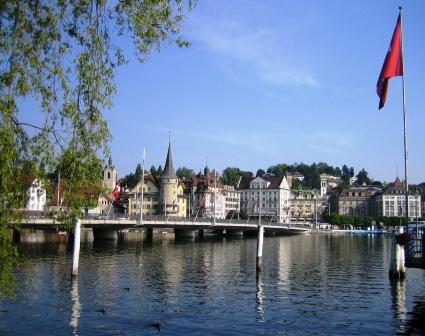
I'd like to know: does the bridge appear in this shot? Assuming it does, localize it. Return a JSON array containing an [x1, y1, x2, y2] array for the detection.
[[12, 211, 310, 278], [16, 212, 311, 237]]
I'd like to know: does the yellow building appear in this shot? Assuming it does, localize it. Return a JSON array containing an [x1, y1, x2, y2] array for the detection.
[[126, 142, 187, 217]]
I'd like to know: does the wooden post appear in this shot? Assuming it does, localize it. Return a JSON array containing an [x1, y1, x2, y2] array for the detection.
[[71, 218, 81, 279], [389, 226, 406, 279], [256, 225, 264, 272]]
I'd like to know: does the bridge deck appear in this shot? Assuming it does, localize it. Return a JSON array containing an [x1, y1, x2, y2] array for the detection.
[[12, 215, 311, 233]]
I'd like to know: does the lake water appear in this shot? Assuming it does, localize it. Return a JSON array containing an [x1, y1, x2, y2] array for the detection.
[[1, 233, 424, 335]]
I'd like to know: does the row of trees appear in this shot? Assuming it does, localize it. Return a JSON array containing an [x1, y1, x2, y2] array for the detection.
[[323, 214, 424, 227], [120, 162, 376, 189], [121, 164, 196, 189]]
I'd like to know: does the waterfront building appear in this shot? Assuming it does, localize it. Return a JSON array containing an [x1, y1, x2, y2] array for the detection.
[[224, 185, 240, 216], [98, 159, 117, 214], [374, 177, 421, 218], [422, 195, 425, 218], [186, 168, 228, 219], [123, 142, 187, 217], [320, 173, 341, 197], [337, 186, 381, 216], [290, 189, 321, 222], [127, 173, 160, 216], [25, 178, 46, 211], [238, 175, 291, 224]]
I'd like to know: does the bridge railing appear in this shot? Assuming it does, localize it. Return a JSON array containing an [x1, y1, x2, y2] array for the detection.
[[17, 210, 312, 229]]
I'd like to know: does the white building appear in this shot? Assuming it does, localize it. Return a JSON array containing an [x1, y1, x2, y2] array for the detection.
[[320, 173, 341, 197], [98, 159, 117, 214], [239, 175, 291, 224], [189, 169, 226, 219], [375, 177, 421, 218], [26, 178, 46, 211], [224, 185, 240, 216], [290, 189, 322, 222]]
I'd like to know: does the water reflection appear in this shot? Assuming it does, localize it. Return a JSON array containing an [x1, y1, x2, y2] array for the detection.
[[401, 295, 425, 334], [390, 278, 407, 322], [69, 279, 81, 335], [256, 272, 265, 322], [3, 234, 425, 335]]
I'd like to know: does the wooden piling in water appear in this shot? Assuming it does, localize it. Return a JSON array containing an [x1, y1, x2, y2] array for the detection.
[[71, 219, 81, 279], [389, 226, 406, 280], [256, 226, 264, 272]]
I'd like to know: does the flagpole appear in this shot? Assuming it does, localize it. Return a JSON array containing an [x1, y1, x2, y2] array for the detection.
[[399, 6, 409, 226], [140, 148, 145, 224]]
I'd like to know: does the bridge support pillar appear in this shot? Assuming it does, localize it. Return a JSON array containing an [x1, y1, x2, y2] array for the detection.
[[226, 229, 244, 237], [389, 226, 406, 279], [174, 228, 195, 239], [12, 229, 20, 243], [198, 229, 205, 238], [93, 228, 118, 241], [71, 219, 81, 279], [145, 228, 153, 241], [256, 225, 264, 273]]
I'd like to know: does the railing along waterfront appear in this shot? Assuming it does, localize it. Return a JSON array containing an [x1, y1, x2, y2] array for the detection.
[[404, 229, 425, 269]]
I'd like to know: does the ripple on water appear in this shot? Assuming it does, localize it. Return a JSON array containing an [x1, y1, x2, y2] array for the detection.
[[0, 234, 424, 335]]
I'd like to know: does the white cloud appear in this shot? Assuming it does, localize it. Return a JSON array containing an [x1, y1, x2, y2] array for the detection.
[[189, 14, 319, 88]]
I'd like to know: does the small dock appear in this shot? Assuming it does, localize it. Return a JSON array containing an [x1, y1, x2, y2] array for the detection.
[[405, 233, 425, 269]]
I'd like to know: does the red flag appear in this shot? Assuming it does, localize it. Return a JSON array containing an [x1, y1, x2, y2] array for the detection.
[[112, 180, 121, 201], [199, 193, 205, 209], [377, 14, 403, 109]]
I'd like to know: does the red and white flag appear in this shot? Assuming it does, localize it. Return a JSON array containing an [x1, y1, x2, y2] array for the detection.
[[376, 14, 403, 109], [198, 193, 205, 209], [112, 180, 121, 201]]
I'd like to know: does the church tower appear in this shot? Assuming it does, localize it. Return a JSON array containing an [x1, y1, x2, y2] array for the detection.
[[159, 141, 179, 215], [103, 157, 117, 192]]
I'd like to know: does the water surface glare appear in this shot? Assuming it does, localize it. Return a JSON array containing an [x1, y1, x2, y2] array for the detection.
[[1, 234, 425, 335]]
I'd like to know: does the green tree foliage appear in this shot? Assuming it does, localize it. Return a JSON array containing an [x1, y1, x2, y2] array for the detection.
[[356, 168, 371, 186], [341, 165, 350, 185], [176, 167, 195, 179], [0, 0, 194, 297], [149, 165, 163, 176], [256, 169, 265, 177], [334, 167, 342, 177], [121, 173, 135, 189], [221, 167, 248, 187], [226, 210, 248, 220], [265, 162, 356, 190], [134, 164, 143, 182], [291, 178, 304, 190], [323, 214, 410, 228], [267, 164, 288, 176]]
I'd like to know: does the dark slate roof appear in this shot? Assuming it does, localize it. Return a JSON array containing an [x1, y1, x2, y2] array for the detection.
[[161, 142, 177, 179], [263, 176, 284, 189]]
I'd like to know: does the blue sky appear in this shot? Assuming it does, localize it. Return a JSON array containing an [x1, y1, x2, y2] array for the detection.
[[105, 1, 424, 183]]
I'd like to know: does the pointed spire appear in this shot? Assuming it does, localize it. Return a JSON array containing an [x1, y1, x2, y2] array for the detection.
[[161, 141, 177, 179]]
